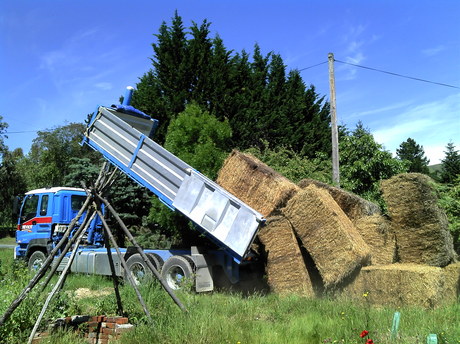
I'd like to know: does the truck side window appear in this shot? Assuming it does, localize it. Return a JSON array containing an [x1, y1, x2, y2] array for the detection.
[[22, 195, 39, 222], [40, 195, 49, 216], [71, 195, 86, 211]]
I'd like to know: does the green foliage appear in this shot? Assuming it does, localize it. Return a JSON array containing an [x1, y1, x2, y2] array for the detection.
[[147, 103, 232, 247], [1, 247, 459, 343], [245, 140, 331, 184], [0, 115, 7, 152], [18, 123, 96, 189], [440, 141, 460, 184], [339, 122, 407, 202], [0, 116, 27, 226], [396, 137, 430, 174], [132, 12, 331, 158], [0, 149, 27, 226], [164, 103, 232, 180], [436, 176, 460, 253]]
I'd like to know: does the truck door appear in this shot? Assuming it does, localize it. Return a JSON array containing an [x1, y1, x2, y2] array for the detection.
[[17, 194, 52, 243]]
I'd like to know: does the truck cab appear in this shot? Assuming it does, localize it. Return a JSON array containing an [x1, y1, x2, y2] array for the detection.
[[15, 187, 103, 269]]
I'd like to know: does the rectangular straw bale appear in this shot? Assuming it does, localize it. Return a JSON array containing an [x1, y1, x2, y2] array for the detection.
[[298, 179, 381, 222], [217, 150, 299, 217], [381, 173, 456, 267], [258, 216, 315, 296], [342, 264, 444, 308], [283, 185, 371, 288], [354, 214, 396, 265], [443, 262, 460, 304]]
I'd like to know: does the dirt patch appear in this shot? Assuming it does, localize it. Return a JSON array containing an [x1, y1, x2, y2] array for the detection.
[[69, 287, 113, 301]]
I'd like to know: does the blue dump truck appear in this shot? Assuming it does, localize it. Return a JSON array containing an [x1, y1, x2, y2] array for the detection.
[[14, 87, 265, 292]]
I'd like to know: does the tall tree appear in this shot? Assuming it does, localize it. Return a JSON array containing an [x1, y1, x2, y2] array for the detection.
[[19, 123, 98, 189], [339, 122, 407, 201], [164, 103, 232, 180], [0, 117, 27, 226], [441, 141, 460, 184], [396, 137, 430, 174], [132, 12, 331, 158]]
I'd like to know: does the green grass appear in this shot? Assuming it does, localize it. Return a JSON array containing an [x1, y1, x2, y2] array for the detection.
[[0, 235, 15, 245], [0, 248, 459, 344]]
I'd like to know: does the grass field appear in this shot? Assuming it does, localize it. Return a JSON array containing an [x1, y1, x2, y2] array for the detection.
[[0, 248, 458, 344], [0, 235, 15, 245]]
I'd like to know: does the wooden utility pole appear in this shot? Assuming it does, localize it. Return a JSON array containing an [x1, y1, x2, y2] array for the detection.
[[328, 53, 340, 186]]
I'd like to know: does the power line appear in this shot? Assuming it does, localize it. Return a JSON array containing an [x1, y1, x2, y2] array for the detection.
[[334, 59, 460, 89], [5, 130, 39, 134], [298, 61, 328, 71]]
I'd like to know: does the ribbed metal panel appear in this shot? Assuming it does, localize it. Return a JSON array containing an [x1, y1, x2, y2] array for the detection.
[[84, 106, 264, 261]]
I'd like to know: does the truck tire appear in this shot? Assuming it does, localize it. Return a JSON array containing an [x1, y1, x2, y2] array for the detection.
[[28, 250, 46, 272], [161, 255, 195, 291], [124, 253, 161, 286]]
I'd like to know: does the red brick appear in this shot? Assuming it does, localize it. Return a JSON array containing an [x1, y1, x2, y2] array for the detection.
[[105, 322, 116, 329], [102, 328, 115, 335], [106, 316, 128, 324]]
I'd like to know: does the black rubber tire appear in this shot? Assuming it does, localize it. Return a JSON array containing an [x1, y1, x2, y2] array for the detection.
[[28, 250, 46, 272], [161, 255, 195, 291], [148, 253, 164, 272], [124, 253, 161, 285]]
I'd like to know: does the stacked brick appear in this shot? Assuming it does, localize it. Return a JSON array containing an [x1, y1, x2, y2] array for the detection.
[[32, 315, 134, 344]]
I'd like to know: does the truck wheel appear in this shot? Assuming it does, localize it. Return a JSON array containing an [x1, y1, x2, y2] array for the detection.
[[28, 251, 46, 272], [161, 255, 195, 291], [125, 253, 161, 285]]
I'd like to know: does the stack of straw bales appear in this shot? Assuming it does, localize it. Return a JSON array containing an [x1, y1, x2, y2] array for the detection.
[[342, 173, 458, 308], [381, 173, 456, 267], [217, 152, 458, 307], [217, 150, 373, 292]]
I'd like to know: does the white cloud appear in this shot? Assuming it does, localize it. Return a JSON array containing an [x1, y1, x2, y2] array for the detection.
[[95, 82, 113, 91], [372, 93, 460, 164], [348, 101, 413, 119], [422, 45, 446, 57]]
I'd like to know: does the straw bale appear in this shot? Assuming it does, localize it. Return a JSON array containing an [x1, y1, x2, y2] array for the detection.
[[381, 173, 456, 266], [283, 185, 371, 288], [342, 263, 444, 308], [354, 214, 396, 265], [298, 179, 381, 222], [258, 216, 315, 296], [443, 262, 460, 304], [217, 150, 299, 217]]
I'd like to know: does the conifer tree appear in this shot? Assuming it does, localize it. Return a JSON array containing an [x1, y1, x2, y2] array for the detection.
[[132, 12, 331, 158], [441, 141, 460, 184], [396, 137, 430, 174]]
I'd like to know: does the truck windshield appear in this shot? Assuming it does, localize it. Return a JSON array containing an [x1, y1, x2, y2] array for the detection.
[[21, 195, 39, 222], [71, 195, 86, 211]]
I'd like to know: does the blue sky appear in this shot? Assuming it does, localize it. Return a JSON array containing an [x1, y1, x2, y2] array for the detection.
[[1, 0, 459, 164]]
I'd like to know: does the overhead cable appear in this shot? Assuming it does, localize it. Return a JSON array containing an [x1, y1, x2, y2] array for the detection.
[[334, 59, 460, 89]]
